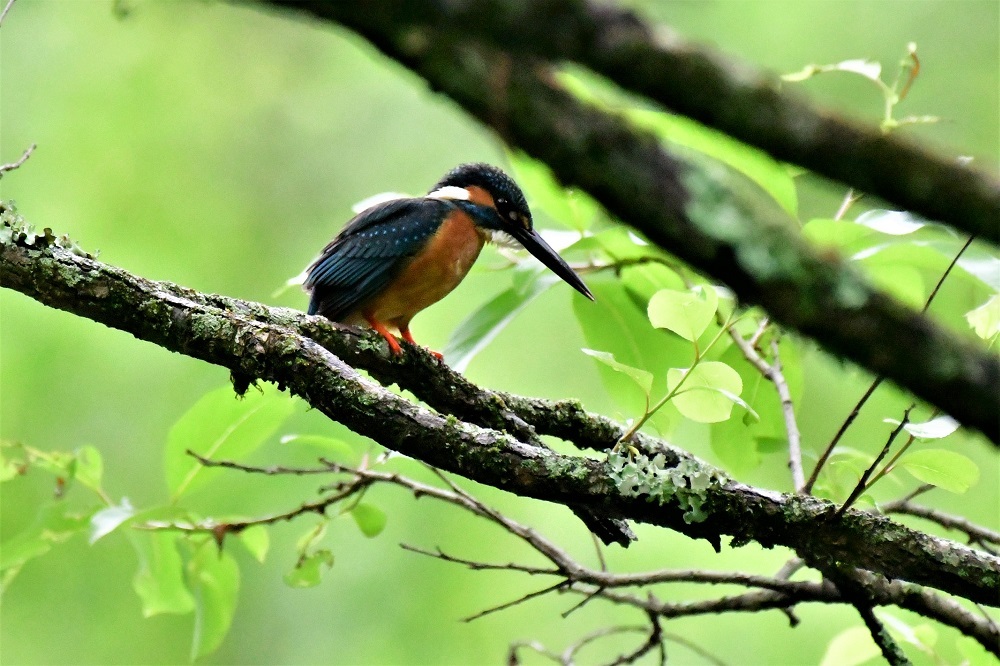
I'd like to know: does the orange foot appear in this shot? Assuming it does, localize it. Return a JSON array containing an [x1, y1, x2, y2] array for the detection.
[[402, 328, 444, 361], [365, 316, 404, 355]]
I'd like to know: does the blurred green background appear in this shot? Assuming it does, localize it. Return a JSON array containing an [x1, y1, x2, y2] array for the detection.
[[2, 1, 997, 664]]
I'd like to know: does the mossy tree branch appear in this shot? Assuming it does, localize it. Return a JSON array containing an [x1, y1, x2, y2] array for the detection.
[[2, 237, 998, 606], [262, 0, 1000, 246]]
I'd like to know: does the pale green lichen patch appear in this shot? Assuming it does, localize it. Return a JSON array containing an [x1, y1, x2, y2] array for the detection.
[[1, 200, 93, 257], [607, 451, 728, 523]]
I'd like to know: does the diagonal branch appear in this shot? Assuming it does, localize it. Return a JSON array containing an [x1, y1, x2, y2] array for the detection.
[[258, 0, 1000, 247], [251, 5, 1000, 444], [3, 236, 998, 607]]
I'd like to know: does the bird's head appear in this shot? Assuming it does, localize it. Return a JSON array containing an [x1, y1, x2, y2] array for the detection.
[[428, 163, 594, 300]]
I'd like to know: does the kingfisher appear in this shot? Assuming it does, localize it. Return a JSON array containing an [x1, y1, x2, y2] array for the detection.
[[305, 163, 594, 358]]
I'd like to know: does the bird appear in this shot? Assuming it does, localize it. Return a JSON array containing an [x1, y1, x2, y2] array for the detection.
[[304, 163, 594, 358]]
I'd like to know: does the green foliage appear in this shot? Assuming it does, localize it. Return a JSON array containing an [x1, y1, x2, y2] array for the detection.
[[237, 525, 270, 563], [131, 531, 196, 617], [647, 287, 718, 342], [966, 294, 1000, 340], [819, 625, 881, 666], [284, 549, 335, 589], [897, 449, 980, 494], [285, 522, 334, 589], [188, 545, 241, 659], [445, 267, 557, 372], [165, 384, 295, 501], [667, 361, 747, 424], [350, 503, 387, 538], [581, 349, 653, 397]]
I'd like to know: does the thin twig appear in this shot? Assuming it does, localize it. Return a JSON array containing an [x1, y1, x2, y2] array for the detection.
[[661, 630, 727, 665], [854, 603, 912, 666], [803, 377, 884, 494], [562, 624, 651, 665], [186, 449, 337, 475], [833, 188, 864, 221], [882, 501, 1000, 547], [728, 327, 804, 491], [462, 581, 568, 622], [150, 452, 1000, 652], [607, 614, 663, 666], [821, 564, 913, 666], [805, 234, 978, 493], [0, 143, 35, 176], [922, 234, 976, 313], [837, 405, 914, 515], [771, 337, 804, 491]]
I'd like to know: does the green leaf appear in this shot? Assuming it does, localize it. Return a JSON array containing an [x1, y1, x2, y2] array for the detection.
[[862, 263, 925, 309], [898, 449, 979, 493], [284, 550, 334, 589], [237, 525, 269, 563], [647, 287, 719, 342], [884, 415, 960, 440], [819, 626, 880, 666], [581, 349, 654, 396], [854, 210, 928, 235], [131, 531, 196, 617], [630, 110, 798, 217], [569, 226, 664, 263], [165, 384, 295, 502], [90, 498, 135, 544], [574, 279, 688, 435], [966, 295, 1000, 339], [1, 504, 91, 589], [73, 445, 103, 493], [783, 58, 883, 84], [803, 218, 878, 251], [350, 503, 387, 538], [444, 268, 557, 372], [0, 441, 26, 482], [279, 434, 354, 459], [189, 546, 240, 659], [667, 362, 743, 423], [620, 263, 685, 305]]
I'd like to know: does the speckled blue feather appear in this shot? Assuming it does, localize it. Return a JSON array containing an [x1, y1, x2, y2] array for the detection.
[[305, 197, 458, 321]]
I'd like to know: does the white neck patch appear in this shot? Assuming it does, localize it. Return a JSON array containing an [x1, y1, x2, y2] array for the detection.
[[426, 185, 471, 201]]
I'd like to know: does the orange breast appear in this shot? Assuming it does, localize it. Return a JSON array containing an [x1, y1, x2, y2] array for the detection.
[[362, 209, 486, 330]]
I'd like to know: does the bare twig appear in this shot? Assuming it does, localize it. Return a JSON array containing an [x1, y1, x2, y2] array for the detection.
[[149, 452, 1000, 652], [837, 405, 914, 515], [661, 630, 727, 666], [833, 189, 864, 221], [607, 613, 662, 666], [187, 449, 337, 475], [923, 235, 976, 312], [0, 143, 35, 176], [462, 580, 568, 622], [804, 234, 978, 493], [854, 603, 912, 666], [728, 327, 804, 491], [882, 501, 1000, 548]]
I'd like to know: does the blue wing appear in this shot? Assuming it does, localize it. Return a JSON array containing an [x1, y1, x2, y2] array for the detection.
[[305, 197, 452, 321]]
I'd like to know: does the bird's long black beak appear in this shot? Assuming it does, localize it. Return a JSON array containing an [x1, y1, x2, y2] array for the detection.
[[512, 227, 594, 300]]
